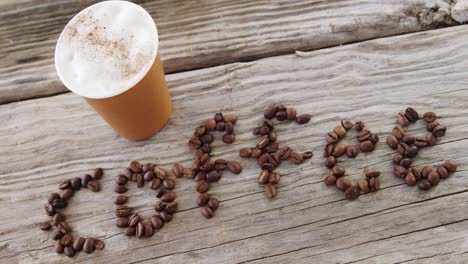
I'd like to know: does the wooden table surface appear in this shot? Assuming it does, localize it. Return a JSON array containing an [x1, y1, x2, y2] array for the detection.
[[1, 1, 467, 263]]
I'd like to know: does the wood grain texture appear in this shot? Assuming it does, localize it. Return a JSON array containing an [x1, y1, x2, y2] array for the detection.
[[0, 0, 459, 104], [1, 25, 468, 263]]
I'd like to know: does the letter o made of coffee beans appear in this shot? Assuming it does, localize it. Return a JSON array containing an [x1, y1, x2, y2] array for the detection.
[[323, 120, 382, 201], [114, 161, 178, 238], [40, 168, 105, 258], [386, 107, 457, 190]]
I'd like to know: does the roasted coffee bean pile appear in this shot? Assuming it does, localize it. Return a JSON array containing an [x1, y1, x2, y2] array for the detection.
[[387, 108, 457, 190], [114, 161, 177, 237], [323, 120, 381, 200], [40, 168, 105, 257], [239, 104, 313, 198], [188, 113, 243, 218]]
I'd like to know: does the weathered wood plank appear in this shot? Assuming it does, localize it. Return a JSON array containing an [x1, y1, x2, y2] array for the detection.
[[1, 25, 468, 263], [0, 0, 460, 104]]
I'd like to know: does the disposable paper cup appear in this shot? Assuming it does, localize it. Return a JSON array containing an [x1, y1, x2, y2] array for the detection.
[[55, 1, 172, 140]]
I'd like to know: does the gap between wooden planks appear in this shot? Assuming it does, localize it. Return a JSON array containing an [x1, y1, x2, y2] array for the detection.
[[0, 0, 460, 104], [0, 25, 468, 263]]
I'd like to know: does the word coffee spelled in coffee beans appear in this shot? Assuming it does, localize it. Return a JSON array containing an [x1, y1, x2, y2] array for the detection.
[[40, 168, 105, 258]]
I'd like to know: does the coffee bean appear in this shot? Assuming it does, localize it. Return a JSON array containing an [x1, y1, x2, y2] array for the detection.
[[392, 126, 405, 139], [155, 189, 166, 198], [45, 203, 56, 216], [414, 137, 428, 148], [326, 132, 339, 144], [162, 179, 175, 190], [216, 122, 226, 131], [87, 180, 100, 192], [52, 198, 66, 208], [208, 198, 219, 210], [345, 185, 360, 200], [227, 161, 242, 174], [423, 112, 437, 122], [296, 114, 311, 124], [135, 174, 144, 188], [264, 120, 274, 130], [334, 125, 347, 138], [386, 135, 399, 149], [239, 148, 252, 158], [345, 145, 359, 158], [286, 107, 297, 120], [55, 240, 64, 254], [129, 214, 140, 226], [402, 135, 414, 144], [276, 111, 287, 121], [129, 160, 142, 173], [58, 222, 71, 234], [64, 246, 76, 257], [205, 118, 216, 131], [353, 122, 364, 132], [189, 138, 202, 150], [421, 166, 432, 178], [214, 159, 228, 170], [165, 202, 178, 214], [116, 217, 129, 228], [150, 215, 164, 230], [290, 152, 303, 164], [201, 134, 214, 145], [199, 152, 209, 163], [400, 158, 412, 168], [144, 224, 154, 237], [443, 160, 457, 173], [365, 171, 381, 178], [142, 163, 155, 173], [115, 175, 128, 185], [223, 114, 238, 124], [154, 201, 166, 212], [95, 239, 105, 250], [194, 125, 206, 137], [197, 193, 210, 206], [196, 180, 209, 193], [60, 188, 73, 200], [136, 222, 145, 238], [397, 142, 409, 155], [405, 171, 417, 186], [59, 180, 71, 190], [336, 178, 351, 192], [393, 165, 407, 178], [258, 170, 270, 184], [160, 211, 173, 222], [427, 171, 440, 186], [369, 177, 380, 192], [261, 163, 274, 172], [359, 141, 375, 152], [200, 162, 214, 172], [264, 104, 277, 119], [269, 131, 277, 142], [266, 143, 279, 153], [144, 171, 155, 182], [53, 213, 64, 226], [392, 153, 404, 164], [257, 153, 270, 166], [332, 144, 346, 158], [48, 193, 60, 203], [324, 156, 337, 168], [324, 175, 337, 186], [53, 231, 63, 240], [418, 179, 431, 190], [195, 171, 206, 181], [257, 135, 270, 149], [253, 127, 261, 135], [397, 112, 409, 126], [370, 134, 379, 143], [60, 233, 73, 246], [154, 166, 167, 180], [73, 237, 85, 251], [268, 172, 281, 185], [426, 121, 439, 132], [432, 126, 446, 137], [39, 222, 52, 231], [405, 107, 419, 122], [161, 191, 176, 203], [341, 120, 354, 131], [114, 184, 127, 194], [332, 165, 345, 177], [405, 145, 419, 158], [259, 126, 270, 135], [71, 177, 82, 191], [201, 207, 214, 219], [302, 151, 313, 159], [124, 227, 136, 236], [278, 146, 292, 160], [149, 178, 161, 190], [116, 206, 132, 217], [356, 129, 371, 142], [265, 184, 277, 198], [222, 133, 235, 144], [411, 168, 422, 180], [426, 133, 437, 146], [206, 170, 221, 182], [122, 168, 133, 178], [172, 163, 184, 178], [358, 179, 369, 193]]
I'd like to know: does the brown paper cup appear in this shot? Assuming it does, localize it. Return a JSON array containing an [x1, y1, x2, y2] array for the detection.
[[85, 53, 172, 140]]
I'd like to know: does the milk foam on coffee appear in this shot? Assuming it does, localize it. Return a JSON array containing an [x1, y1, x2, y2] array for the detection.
[[55, 1, 158, 99]]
